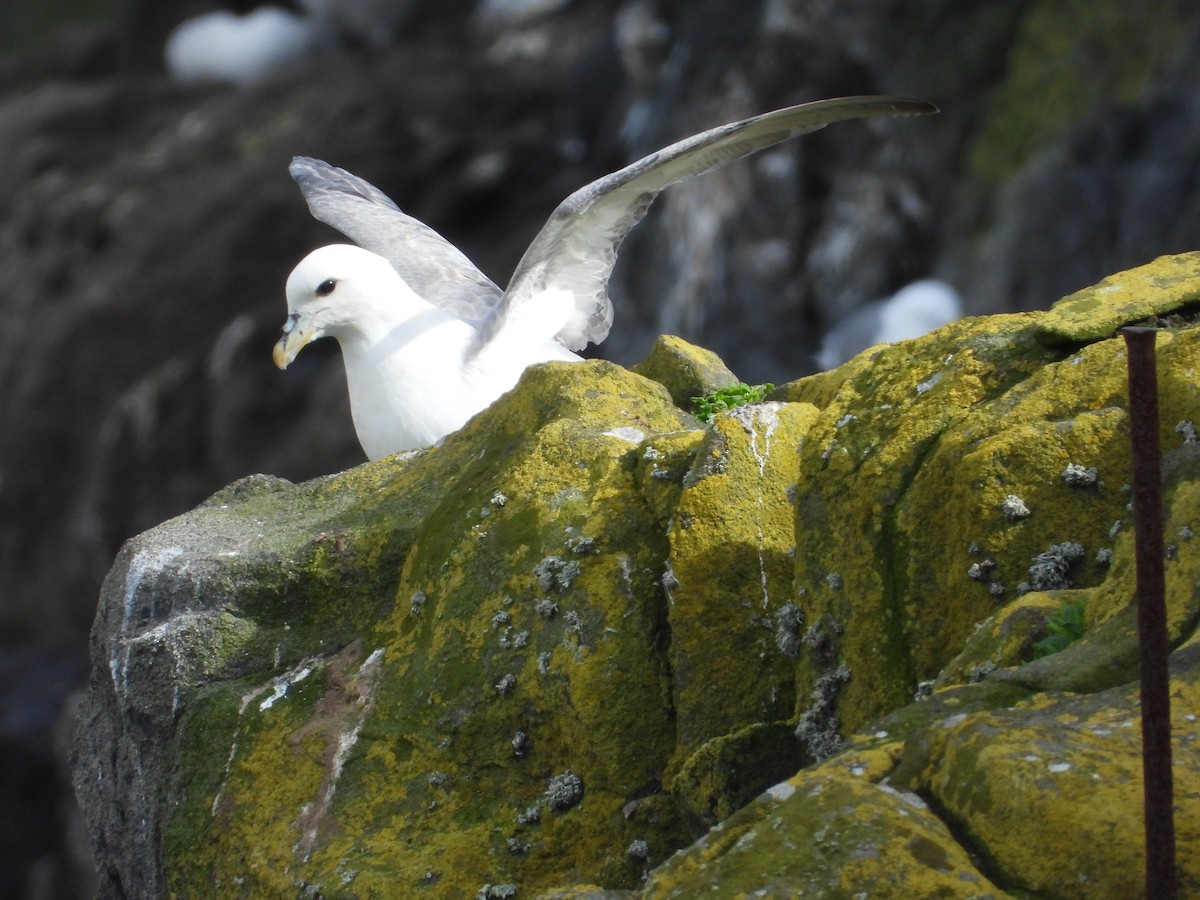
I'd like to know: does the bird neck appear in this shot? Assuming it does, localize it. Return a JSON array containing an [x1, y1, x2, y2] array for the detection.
[[339, 304, 471, 373]]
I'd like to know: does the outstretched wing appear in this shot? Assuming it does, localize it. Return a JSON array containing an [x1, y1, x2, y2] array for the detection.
[[479, 95, 938, 352], [289, 157, 503, 320]]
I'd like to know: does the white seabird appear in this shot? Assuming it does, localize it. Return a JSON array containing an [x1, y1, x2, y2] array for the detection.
[[274, 95, 937, 460], [164, 7, 324, 85]]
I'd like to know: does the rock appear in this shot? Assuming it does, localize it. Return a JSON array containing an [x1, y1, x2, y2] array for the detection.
[[668, 722, 804, 832], [666, 400, 817, 764], [892, 651, 1200, 897], [1034, 250, 1200, 344], [641, 773, 1003, 897], [76, 360, 701, 897], [778, 252, 1200, 734], [628, 334, 739, 411], [75, 253, 1200, 897]]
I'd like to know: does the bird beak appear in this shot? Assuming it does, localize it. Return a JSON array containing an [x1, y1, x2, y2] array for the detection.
[[272, 312, 316, 370]]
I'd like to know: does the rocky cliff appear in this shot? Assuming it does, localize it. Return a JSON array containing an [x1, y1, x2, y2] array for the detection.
[[7, 0, 1200, 893], [74, 254, 1200, 897]]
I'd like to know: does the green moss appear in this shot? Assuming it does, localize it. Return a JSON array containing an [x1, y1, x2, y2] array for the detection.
[[670, 722, 806, 829], [866, 680, 1034, 755], [935, 592, 1072, 685], [1034, 252, 1200, 344], [897, 667, 1200, 896], [689, 383, 775, 424], [787, 315, 1057, 733], [643, 773, 1002, 897], [665, 401, 817, 769], [167, 660, 339, 893], [163, 360, 701, 896], [1031, 598, 1087, 658]]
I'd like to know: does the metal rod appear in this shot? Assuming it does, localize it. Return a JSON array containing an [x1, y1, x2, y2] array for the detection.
[[1121, 325, 1176, 899]]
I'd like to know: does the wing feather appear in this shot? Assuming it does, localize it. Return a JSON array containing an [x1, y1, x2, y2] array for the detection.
[[488, 95, 937, 351], [289, 157, 503, 320]]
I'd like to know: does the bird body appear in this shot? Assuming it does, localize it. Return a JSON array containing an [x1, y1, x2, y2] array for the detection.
[[280, 244, 578, 458], [274, 95, 937, 460]]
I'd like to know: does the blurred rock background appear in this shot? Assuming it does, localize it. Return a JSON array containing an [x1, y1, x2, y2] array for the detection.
[[1, 0, 1198, 895]]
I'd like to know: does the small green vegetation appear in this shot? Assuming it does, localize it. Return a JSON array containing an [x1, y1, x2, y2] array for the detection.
[[691, 382, 775, 423], [1032, 599, 1087, 658]]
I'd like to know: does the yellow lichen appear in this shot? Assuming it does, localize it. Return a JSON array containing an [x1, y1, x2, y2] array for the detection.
[[641, 773, 1002, 898], [901, 671, 1200, 896], [665, 401, 818, 770]]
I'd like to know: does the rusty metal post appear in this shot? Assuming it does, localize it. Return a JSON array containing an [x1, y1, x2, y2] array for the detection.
[[1121, 326, 1176, 899]]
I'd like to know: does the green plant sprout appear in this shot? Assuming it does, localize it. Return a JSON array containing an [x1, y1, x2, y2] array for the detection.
[[1032, 598, 1087, 658], [692, 382, 775, 423]]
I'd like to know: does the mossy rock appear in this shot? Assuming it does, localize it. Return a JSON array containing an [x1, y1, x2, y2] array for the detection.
[[630, 333, 740, 411], [75, 253, 1200, 897], [641, 773, 1003, 897], [781, 253, 1200, 735], [172, 362, 699, 896], [891, 643, 1200, 896], [664, 400, 818, 767]]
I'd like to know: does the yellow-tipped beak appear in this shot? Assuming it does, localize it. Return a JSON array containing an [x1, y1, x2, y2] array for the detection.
[[272, 315, 316, 370]]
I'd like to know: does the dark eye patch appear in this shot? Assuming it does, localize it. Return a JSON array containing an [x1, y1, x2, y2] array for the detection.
[[316, 278, 337, 296]]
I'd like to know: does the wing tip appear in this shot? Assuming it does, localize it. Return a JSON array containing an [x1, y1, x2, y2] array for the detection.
[[288, 155, 330, 183], [827, 95, 940, 116], [892, 97, 940, 116]]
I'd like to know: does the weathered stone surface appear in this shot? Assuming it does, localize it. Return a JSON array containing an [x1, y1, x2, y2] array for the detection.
[[642, 771, 1003, 898], [666, 401, 818, 766], [629, 334, 739, 411], [894, 653, 1200, 897], [778, 252, 1200, 735], [77, 360, 708, 897], [1034, 250, 1200, 344], [75, 254, 1200, 896]]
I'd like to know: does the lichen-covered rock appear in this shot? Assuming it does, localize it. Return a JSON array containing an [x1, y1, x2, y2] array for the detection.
[[782, 252, 1200, 734], [641, 772, 1003, 898], [85, 360, 710, 898], [74, 254, 1200, 897], [892, 647, 1200, 897], [1033, 250, 1200, 343], [665, 401, 818, 767], [80, 354, 814, 897], [629, 334, 739, 411]]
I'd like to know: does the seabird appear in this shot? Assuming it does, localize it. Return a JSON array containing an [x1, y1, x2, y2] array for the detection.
[[274, 95, 937, 460]]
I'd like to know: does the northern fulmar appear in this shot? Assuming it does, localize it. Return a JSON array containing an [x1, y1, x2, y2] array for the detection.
[[274, 95, 937, 460]]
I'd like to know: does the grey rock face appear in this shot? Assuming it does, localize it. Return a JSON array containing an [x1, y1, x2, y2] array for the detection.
[[71, 472, 398, 898]]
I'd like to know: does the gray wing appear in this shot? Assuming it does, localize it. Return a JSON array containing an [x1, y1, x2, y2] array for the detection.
[[480, 95, 938, 352], [289, 157, 503, 320]]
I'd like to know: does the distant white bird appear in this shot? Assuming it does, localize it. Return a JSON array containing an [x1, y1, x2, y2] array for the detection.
[[274, 96, 937, 459], [164, 7, 323, 85], [816, 279, 962, 370]]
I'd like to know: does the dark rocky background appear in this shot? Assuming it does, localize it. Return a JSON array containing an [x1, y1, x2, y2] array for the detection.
[[1, 0, 1198, 895]]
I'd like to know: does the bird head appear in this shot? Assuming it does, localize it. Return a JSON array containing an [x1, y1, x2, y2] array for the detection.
[[273, 243, 408, 369]]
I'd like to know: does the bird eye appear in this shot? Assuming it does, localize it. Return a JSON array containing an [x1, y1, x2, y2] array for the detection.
[[316, 278, 337, 296]]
